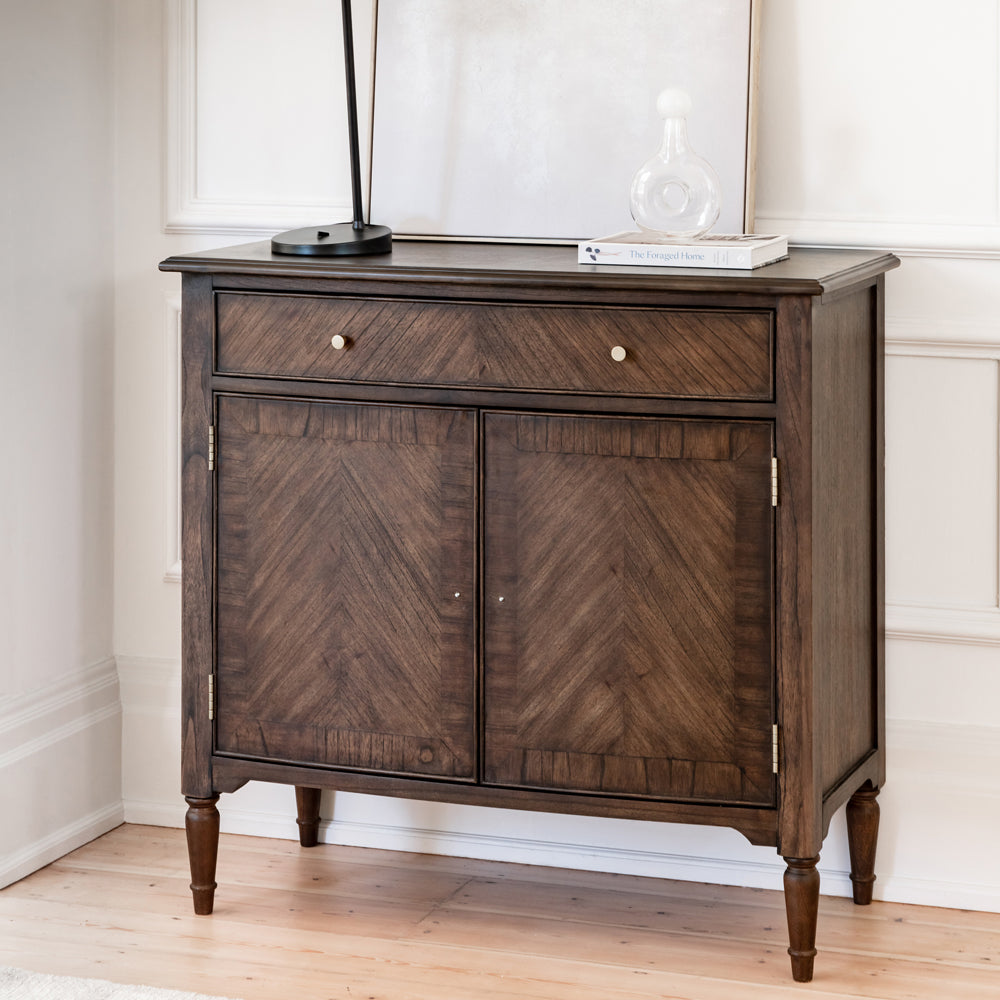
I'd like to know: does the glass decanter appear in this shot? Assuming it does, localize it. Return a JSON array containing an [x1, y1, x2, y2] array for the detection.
[[629, 88, 722, 240]]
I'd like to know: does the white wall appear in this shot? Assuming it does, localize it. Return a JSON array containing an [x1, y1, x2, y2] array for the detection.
[[113, 0, 1000, 912], [0, 0, 122, 886]]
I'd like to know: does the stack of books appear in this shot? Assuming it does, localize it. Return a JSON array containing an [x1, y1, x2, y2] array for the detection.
[[578, 232, 789, 270]]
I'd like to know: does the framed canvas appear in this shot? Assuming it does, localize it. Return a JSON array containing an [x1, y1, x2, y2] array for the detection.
[[367, 0, 760, 242]]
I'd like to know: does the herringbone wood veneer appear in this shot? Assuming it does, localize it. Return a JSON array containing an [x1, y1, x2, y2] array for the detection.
[[483, 413, 774, 804], [215, 396, 476, 779]]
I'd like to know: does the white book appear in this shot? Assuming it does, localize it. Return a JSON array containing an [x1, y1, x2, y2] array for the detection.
[[578, 232, 789, 269]]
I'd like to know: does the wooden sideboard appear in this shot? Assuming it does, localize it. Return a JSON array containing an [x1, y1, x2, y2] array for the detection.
[[160, 241, 898, 982]]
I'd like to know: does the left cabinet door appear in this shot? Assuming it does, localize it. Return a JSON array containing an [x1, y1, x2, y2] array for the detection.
[[214, 396, 477, 780]]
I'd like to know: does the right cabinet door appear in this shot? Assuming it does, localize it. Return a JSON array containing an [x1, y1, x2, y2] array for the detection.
[[482, 412, 775, 806]]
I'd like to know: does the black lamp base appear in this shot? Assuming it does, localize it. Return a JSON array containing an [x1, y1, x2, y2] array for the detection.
[[271, 222, 392, 256]]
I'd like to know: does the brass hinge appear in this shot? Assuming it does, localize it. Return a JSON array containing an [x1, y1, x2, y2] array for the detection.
[[772, 724, 779, 774], [208, 674, 215, 721], [771, 457, 779, 507], [208, 426, 216, 472]]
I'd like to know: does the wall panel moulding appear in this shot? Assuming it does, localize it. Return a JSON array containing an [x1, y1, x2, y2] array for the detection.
[[163, 0, 356, 236]]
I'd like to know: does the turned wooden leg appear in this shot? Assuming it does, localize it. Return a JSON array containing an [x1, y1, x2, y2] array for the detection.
[[295, 786, 323, 848], [846, 780, 880, 905], [185, 795, 220, 915], [783, 855, 820, 983]]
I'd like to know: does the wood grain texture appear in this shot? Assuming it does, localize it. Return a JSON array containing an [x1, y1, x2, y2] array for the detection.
[[872, 275, 888, 793], [216, 292, 773, 400], [183, 796, 219, 914], [3, 825, 998, 1000], [211, 755, 779, 845], [162, 239, 899, 303], [846, 781, 880, 905], [179, 274, 216, 799], [812, 286, 877, 794], [783, 856, 821, 982], [772, 293, 821, 860], [214, 396, 476, 779], [294, 787, 322, 847], [483, 412, 774, 805]]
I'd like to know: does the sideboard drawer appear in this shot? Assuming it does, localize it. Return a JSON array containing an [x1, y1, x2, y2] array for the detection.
[[215, 292, 773, 400]]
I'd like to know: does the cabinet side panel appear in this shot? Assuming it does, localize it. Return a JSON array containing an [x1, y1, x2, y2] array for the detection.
[[774, 294, 819, 856], [812, 288, 879, 795], [180, 275, 216, 797]]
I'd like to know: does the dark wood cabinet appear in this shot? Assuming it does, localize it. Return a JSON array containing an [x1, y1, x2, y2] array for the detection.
[[161, 241, 898, 982]]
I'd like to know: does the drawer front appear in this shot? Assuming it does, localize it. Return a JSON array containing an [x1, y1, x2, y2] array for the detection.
[[216, 292, 773, 400]]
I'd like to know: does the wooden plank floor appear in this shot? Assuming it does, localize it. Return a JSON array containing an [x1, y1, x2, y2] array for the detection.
[[1, 825, 998, 999]]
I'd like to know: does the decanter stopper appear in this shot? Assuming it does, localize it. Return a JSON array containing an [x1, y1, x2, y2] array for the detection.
[[629, 88, 722, 240]]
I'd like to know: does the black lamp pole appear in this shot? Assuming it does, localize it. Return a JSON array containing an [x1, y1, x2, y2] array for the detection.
[[271, 0, 392, 255]]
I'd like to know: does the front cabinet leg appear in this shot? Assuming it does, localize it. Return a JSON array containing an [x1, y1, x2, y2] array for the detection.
[[846, 780, 880, 905], [184, 795, 220, 915], [295, 786, 323, 847], [783, 855, 820, 983]]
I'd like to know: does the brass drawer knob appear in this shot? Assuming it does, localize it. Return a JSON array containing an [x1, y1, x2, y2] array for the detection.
[[610, 345, 627, 362], [330, 334, 349, 350]]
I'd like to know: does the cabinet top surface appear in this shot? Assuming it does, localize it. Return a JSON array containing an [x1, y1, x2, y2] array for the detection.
[[161, 240, 898, 297]]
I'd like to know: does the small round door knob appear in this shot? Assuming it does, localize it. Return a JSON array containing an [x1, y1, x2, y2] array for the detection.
[[610, 345, 627, 362], [331, 334, 348, 350]]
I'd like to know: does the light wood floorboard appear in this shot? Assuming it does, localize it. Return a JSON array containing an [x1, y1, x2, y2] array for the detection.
[[1, 825, 998, 999]]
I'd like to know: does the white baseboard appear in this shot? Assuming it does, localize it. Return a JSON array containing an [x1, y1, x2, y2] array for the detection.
[[876, 873, 1000, 912], [0, 658, 124, 888], [0, 802, 124, 889], [123, 798, 187, 829], [312, 814, 823, 893]]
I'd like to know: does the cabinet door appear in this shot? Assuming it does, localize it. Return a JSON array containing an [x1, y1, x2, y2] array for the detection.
[[215, 396, 476, 780], [483, 412, 774, 806]]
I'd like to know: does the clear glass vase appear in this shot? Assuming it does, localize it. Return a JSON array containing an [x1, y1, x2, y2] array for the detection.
[[629, 88, 722, 240]]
